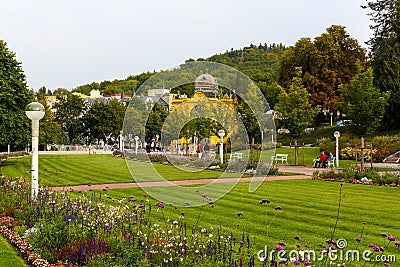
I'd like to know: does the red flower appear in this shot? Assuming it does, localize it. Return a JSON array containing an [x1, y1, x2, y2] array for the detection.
[[125, 233, 131, 240]]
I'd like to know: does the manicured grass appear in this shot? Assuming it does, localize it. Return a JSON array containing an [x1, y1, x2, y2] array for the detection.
[[0, 152, 365, 187], [1, 154, 249, 186], [0, 235, 28, 266], [93, 179, 400, 261]]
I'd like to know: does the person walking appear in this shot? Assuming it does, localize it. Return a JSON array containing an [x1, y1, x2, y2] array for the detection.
[[197, 143, 204, 159]]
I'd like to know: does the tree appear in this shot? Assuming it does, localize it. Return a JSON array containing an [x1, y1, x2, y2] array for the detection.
[[363, 0, 400, 58], [145, 103, 168, 143], [275, 68, 321, 165], [53, 88, 70, 96], [54, 94, 86, 144], [278, 25, 366, 121], [364, 0, 400, 129], [338, 63, 390, 167], [38, 100, 62, 149], [82, 99, 127, 144], [36, 86, 47, 100], [0, 40, 34, 151]]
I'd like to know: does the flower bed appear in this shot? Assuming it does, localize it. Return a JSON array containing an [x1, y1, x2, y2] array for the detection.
[[313, 167, 400, 187], [1, 174, 399, 266]]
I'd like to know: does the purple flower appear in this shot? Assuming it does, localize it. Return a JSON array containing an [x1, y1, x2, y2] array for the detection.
[[201, 193, 208, 198], [381, 233, 388, 237], [362, 221, 366, 225], [259, 198, 271, 204], [294, 259, 300, 265], [394, 241, 400, 248], [275, 205, 282, 210], [156, 202, 165, 208], [278, 241, 286, 246], [273, 245, 284, 251], [340, 182, 344, 187], [304, 244, 310, 248], [294, 235, 300, 241], [388, 236, 396, 241], [236, 211, 243, 217], [355, 237, 362, 242], [180, 212, 185, 217], [304, 259, 310, 266], [296, 244, 301, 248]]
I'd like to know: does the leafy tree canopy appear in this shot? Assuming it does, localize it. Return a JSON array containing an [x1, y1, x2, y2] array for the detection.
[[278, 25, 366, 116], [364, 0, 400, 130], [338, 62, 390, 137], [0, 40, 34, 150]]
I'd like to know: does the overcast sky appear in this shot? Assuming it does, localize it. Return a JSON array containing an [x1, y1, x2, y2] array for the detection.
[[1, 0, 372, 91]]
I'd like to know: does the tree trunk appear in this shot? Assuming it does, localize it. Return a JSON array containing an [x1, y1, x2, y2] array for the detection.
[[360, 136, 365, 169]]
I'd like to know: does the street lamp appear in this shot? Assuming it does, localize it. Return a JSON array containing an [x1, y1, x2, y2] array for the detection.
[[25, 102, 45, 198], [334, 131, 341, 167], [134, 136, 139, 155], [217, 129, 225, 165], [119, 130, 124, 151]]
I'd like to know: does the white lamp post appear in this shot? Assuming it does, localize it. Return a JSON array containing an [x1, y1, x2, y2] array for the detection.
[[334, 131, 341, 167], [217, 129, 225, 165], [26, 102, 45, 198], [119, 130, 124, 151], [134, 136, 139, 155]]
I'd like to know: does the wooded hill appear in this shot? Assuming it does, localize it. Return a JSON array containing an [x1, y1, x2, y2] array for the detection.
[[71, 43, 286, 109]]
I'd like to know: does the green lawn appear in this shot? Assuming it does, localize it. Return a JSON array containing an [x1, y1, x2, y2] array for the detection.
[[0, 235, 28, 266], [0, 154, 251, 186], [87, 179, 400, 262], [1, 153, 400, 265], [0, 151, 380, 187]]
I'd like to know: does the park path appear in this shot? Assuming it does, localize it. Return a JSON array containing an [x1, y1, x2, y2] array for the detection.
[[51, 165, 315, 192]]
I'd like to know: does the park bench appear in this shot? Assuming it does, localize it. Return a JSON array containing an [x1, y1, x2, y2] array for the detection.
[[327, 157, 335, 167], [271, 154, 288, 164], [230, 152, 243, 160], [208, 150, 216, 159]]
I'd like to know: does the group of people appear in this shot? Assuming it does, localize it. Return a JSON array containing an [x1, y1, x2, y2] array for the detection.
[[196, 143, 210, 159], [313, 151, 334, 168]]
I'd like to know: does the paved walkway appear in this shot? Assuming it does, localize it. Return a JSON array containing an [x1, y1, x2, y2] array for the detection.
[[52, 165, 316, 192], [50, 163, 400, 192]]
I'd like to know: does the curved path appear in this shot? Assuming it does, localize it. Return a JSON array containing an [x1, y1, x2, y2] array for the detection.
[[51, 165, 315, 192]]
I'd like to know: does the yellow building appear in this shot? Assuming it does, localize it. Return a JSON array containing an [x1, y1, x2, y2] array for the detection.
[[170, 70, 238, 111]]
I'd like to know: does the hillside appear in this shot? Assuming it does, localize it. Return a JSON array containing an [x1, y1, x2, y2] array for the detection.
[[71, 43, 287, 108]]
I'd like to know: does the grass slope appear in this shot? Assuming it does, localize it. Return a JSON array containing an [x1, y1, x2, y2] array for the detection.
[[0, 235, 28, 266], [1, 154, 248, 186], [95, 179, 400, 260]]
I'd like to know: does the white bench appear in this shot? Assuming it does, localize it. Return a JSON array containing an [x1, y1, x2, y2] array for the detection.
[[327, 157, 335, 167], [271, 154, 288, 164], [230, 152, 243, 160], [208, 151, 216, 159]]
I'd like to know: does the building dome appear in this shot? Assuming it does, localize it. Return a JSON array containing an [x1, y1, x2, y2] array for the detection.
[[194, 69, 218, 97]]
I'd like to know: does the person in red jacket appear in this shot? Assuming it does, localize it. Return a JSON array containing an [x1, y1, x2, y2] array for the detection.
[[314, 151, 327, 168]]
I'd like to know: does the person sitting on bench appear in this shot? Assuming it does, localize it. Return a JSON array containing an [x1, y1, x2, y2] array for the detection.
[[314, 151, 327, 168]]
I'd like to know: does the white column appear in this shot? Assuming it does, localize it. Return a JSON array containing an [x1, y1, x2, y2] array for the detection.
[[31, 119, 39, 198], [219, 138, 224, 165]]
